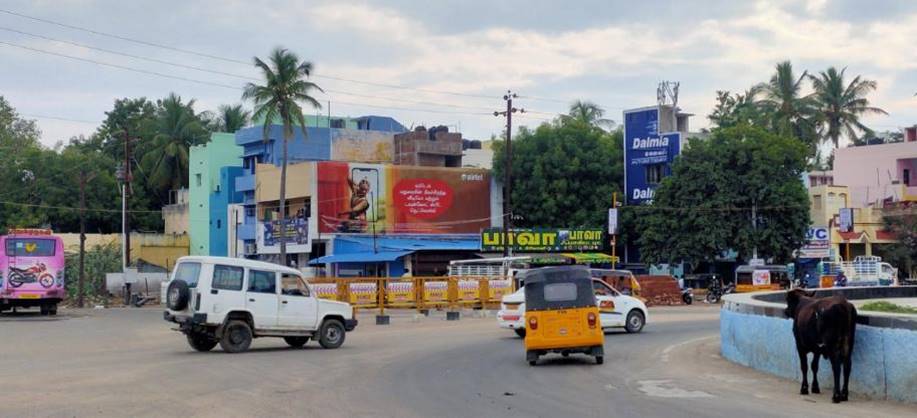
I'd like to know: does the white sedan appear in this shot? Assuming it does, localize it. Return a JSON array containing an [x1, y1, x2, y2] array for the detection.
[[497, 279, 649, 338]]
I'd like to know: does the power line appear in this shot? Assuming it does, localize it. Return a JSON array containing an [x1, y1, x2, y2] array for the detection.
[[0, 200, 162, 214], [0, 8, 249, 65], [0, 7, 498, 101], [0, 40, 241, 90], [19, 114, 100, 124]]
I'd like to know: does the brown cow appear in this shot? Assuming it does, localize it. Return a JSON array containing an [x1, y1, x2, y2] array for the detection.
[[784, 289, 857, 403]]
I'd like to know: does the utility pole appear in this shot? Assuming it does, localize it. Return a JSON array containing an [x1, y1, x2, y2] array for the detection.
[[78, 170, 96, 308], [494, 91, 524, 258], [122, 130, 132, 269]]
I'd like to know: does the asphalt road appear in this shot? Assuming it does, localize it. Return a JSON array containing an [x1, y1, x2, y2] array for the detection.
[[0, 305, 912, 418]]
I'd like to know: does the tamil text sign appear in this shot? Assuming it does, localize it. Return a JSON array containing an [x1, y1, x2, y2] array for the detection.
[[481, 228, 604, 252]]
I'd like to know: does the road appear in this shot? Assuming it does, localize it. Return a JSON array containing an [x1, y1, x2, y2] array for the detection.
[[0, 305, 912, 418]]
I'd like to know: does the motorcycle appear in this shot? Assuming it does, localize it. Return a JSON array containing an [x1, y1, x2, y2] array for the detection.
[[7, 263, 54, 288], [704, 278, 735, 304]]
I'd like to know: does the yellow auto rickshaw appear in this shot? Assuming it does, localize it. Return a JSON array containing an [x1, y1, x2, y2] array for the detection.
[[523, 266, 605, 366]]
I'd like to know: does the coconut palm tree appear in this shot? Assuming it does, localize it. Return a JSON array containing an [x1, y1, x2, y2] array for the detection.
[[140, 93, 208, 194], [242, 48, 322, 264], [756, 61, 818, 150], [808, 67, 887, 148], [207, 104, 251, 133], [563, 100, 614, 130]]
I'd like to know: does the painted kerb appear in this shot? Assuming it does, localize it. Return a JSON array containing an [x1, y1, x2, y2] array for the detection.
[[720, 288, 917, 403]]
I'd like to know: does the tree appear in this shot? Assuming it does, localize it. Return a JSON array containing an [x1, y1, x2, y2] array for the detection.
[[756, 61, 819, 153], [492, 119, 623, 229], [243, 48, 322, 264], [140, 93, 209, 197], [206, 104, 251, 133], [879, 204, 917, 279], [809, 67, 887, 148], [636, 125, 810, 267], [562, 100, 615, 130], [707, 88, 766, 129]]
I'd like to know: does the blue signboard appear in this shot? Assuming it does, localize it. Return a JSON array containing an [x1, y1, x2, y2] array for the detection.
[[623, 107, 681, 204]]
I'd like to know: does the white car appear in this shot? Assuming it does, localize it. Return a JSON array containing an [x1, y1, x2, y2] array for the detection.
[[498, 278, 648, 338], [163, 256, 357, 353]]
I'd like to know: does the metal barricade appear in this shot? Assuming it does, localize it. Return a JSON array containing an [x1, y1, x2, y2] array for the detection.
[[307, 276, 515, 313]]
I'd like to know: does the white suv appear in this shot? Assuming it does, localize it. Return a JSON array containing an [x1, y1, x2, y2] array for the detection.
[[163, 256, 357, 353]]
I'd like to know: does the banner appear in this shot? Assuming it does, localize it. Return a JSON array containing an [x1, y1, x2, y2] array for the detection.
[[623, 107, 681, 205], [799, 226, 830, 259], [481, 228, 604, 252], [262, 216, 308, 246], [318, 162, 491, 234]]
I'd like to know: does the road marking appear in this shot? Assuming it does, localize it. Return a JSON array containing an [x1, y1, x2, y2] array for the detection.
[[660, 335, 717, 363], [638, 380, 715, 399]]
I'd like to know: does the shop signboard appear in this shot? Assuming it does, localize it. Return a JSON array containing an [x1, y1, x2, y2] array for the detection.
[[318, 162, 491, 234], [481, 228, 604, 252], [257, 214, 309, 254], [623, 106, 682, 205], [799, 226, 830, 259], [752, 270, 771, 286]]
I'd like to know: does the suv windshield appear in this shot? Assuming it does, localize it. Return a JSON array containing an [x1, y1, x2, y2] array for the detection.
[[174, 262, 202, 288]]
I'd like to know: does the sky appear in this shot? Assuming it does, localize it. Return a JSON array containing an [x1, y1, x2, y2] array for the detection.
[[1, 0, 916, 148]]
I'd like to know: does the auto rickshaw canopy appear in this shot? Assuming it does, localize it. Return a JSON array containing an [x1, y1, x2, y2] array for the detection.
[[522, 265, 597, 312]]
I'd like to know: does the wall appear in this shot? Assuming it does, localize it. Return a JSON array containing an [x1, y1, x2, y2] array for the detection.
[[57, 233, 189, 271], [161, 189, 189, 235], [721, 291, 917, 403], [189, 133, 242, 255], [255, 162, 313, 202], [833, 141, 917, 207], [209, 166, 244, 257]]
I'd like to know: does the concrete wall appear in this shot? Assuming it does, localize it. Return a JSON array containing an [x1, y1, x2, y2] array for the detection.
[[721, 304, 917, 402], [57, 233, 189, 271]]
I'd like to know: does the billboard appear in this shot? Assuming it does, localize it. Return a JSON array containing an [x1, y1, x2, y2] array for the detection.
[[257, 212, 310, 254], [798, 226, 829, 259], [481, 228, 604, 252], [318, 162, 491, 234], [623, 107, 681, 204], [839, 208, 854, 233]]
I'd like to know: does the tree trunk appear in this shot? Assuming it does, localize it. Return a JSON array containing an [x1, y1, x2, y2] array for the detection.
[[279, 126, 289, 266]]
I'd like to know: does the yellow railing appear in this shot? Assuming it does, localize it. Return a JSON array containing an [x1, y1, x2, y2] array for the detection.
[[308, 276, 515, 314]]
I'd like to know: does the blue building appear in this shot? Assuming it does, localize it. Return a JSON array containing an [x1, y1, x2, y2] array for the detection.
[[208, 166, 245, 257], [234, 115, 407, 259]]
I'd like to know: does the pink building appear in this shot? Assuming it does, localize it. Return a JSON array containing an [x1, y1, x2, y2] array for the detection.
[[833, 140, 917, 207]]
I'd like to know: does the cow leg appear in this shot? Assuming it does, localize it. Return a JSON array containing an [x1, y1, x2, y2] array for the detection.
[[841, 355, 852, 402], [810, 354, 821, 394], [830, 354, 843, 403], [797, 350, 809, 395]]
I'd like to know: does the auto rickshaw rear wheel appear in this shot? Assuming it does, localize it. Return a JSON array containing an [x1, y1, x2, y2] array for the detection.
[[596, 356, 604, 365]]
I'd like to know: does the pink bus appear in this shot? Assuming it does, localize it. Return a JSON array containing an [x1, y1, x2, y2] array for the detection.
[[0, 229, 65, 315]]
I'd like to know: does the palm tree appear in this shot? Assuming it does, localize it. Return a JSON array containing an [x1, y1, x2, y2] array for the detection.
[[140, 93, 208, 194], [808, 67, 887, 148], [208, 104, 251, 133], [242, 48, 322, 264], [756, 61, 818, 149], [563, 100, 614, 130]]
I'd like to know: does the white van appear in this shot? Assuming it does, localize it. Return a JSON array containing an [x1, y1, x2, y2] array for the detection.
[[163, 256, 357, 353]]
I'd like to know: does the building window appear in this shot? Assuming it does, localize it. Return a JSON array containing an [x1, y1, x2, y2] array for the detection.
[[813, 195, 822, 210], [645, 164, 665, 184], [245, 207, 255, 217], [331, 118, 345, 129], [195, 173, 202, 187], [217, 219, 221, 229], [905, 169, 911, 186]]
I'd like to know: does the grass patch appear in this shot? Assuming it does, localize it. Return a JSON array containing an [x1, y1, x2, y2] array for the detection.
[[860, 301, 917, 315]]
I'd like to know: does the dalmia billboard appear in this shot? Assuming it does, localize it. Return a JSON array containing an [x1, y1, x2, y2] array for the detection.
[[623, 106, 681, 205]]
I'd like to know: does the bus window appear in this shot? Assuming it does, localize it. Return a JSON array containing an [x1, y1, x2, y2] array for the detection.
[[5, 238, 56, 257]]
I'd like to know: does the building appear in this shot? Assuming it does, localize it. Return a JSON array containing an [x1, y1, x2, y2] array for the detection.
[[833, 139, 917, 208], [622, 104, 691, 264], [234, 115, 407, 259], [461, 140, 491, 169], [393, 126, 464, 167], [189, 133, 243, 256], [161, 189, 189, 235]]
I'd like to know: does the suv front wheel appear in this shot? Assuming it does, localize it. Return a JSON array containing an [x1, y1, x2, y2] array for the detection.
[[318, 319, 345, 349], [220, 320, 253, 353]]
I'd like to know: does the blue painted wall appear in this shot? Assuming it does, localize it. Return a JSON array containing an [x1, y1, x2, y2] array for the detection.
[[721, 309, 917, 402], [209, 166, 245, 256]]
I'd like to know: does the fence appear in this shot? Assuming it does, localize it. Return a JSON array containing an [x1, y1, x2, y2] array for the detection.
[[309, 276, 515, 314]]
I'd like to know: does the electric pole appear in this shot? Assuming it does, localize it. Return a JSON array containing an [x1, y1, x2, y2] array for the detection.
[[122, 130, 132, 269], [78, 169, 95, 308], [494, 91, 524, 258]]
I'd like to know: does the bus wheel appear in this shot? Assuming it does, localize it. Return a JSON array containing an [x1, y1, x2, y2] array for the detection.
[[48, 304, 57, 316], [40, 304, 49, 316]]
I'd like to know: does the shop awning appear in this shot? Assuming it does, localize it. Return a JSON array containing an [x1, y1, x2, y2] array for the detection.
[[308, 250, 413, 265], [561, 253, 618, 264]]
